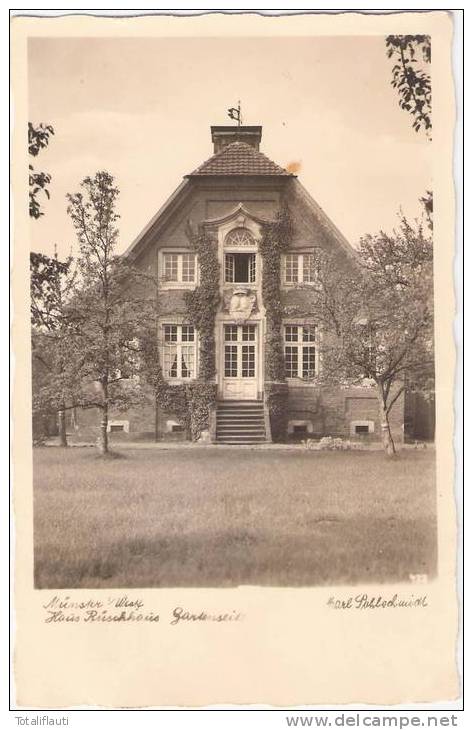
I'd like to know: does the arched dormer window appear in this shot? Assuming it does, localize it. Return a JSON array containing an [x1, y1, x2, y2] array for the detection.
[[224, 227, 255, 248], [224, 228, 257, 283]]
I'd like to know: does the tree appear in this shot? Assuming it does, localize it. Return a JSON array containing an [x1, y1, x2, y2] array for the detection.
[[386, 35, 431, 138], [420, 189, 433, 230], [66, 171, 151, 454], [29, 122, 55, 218], [30, 250, 76, 446], [306, 211, 434, 456]]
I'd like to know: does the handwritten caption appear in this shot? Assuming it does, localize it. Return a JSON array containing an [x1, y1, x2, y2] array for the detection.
[[327, 593, 428, 610], [42, 595, 244, 625]]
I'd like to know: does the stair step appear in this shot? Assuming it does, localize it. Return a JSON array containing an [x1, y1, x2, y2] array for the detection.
[[217, 427, 265, 436], [215, 400, 268, 443], [217, 416, 265, 422], [217, 410, 264, 416], [218, 405, 263, 409], [217, 436, 266, 444], [217, 411, 264, 418], [218, 405, 264, 410], [217, 401, 262, 405], [217, 421, 265, 428], [217, 421, 265, 429]]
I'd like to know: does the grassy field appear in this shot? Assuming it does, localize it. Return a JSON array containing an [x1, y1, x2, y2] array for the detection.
[[33, 447, 437, 588]]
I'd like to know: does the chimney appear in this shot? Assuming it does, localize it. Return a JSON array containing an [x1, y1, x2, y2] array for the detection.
[[211, 125, 262, 154]]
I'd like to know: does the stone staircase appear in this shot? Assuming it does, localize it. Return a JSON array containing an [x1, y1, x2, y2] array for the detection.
[[215, 400, 269, 444]]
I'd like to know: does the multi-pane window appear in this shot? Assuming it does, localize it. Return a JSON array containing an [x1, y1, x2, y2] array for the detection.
[[223, 324, 256, 378], [284, 325, 318, 380], [241, 345, 255, 377], [181, 253, 196, 282], [224, 345, 238, 377], [162, 252, 197, 284], [162, 324, 196, 379], [225, 228, 255, 247], [284, 253, 315, 284]]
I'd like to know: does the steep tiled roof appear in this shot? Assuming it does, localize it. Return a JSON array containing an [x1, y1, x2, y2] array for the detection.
[[187, 142, 292, 177]]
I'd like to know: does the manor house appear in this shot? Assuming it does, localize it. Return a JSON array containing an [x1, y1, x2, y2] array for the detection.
[[75, 123, 408, 444]]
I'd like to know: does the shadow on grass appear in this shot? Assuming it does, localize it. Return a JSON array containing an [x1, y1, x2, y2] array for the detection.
[[92, 450, 127, 461], [35, 516, 437, 589]]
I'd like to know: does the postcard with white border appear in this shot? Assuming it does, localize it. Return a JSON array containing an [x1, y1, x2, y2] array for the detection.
[[11, 10, 460, 708]]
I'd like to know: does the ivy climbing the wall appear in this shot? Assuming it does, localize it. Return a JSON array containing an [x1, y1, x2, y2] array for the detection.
[[184, 226, 221, 380], [259, 207, 293, 440], [150, 225, 220, 442], [259, 207, 293, 380], [155, 377, 216, 442]]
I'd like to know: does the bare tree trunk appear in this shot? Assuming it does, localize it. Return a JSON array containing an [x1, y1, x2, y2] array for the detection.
[[58, 407, 68, 447], [154, 394, 159, 443], [377, 383, 396, 456], [98, 405, 109, 454]]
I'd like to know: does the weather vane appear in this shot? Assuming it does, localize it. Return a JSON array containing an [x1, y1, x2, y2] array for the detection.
[[227, 101, 242, 127]]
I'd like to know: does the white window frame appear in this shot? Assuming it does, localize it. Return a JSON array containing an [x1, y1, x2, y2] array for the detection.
[[284, 324, 319, 381], [159, 250, 198, 289], [282, 252, 316, 286], [223, 227, 259, 288], [161, 323, 198, 382], [223, 324, 257, 379], [107, 420, 130, 434], [224, 252, 257, 284]]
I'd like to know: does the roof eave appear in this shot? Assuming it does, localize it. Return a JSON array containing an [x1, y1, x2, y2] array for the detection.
[[184, 173, 295, 179], [121, 179, 191, 262]]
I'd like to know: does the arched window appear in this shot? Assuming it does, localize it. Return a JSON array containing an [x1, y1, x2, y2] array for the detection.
[[224, 227, 255, 247], [224, 228, 257, 283]]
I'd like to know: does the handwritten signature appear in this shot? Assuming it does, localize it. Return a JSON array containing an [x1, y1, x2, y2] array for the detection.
[[327, 593, 428, 610], [42, 595, 244, 625]]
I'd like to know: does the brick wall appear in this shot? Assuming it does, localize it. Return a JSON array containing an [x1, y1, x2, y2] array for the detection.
[[287, 384, 404, 443], [67, 381, 404, 445]]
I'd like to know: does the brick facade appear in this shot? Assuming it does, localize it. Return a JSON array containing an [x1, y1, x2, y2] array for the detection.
[[64, 125, 406, 445]]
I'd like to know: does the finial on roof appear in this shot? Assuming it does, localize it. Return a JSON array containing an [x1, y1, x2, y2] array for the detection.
[[227, 101, 242, 127]]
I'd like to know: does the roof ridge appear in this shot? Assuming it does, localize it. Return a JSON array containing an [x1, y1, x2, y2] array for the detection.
[[190, 140, 243, 174], [187, 141, 292, 177]]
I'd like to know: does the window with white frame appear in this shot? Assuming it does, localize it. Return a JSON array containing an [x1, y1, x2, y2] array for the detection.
[[224, 252, 256, 283], [284, 324, 318, 380], [283, 253, 316, 284], [223, 324, 256, 378], [162, 324, 197, 379], [225, 228, 255, 247], [161, 252, 197, 284]]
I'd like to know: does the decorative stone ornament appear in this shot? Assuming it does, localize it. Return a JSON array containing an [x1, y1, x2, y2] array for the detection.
[[224, 287, 257, 320]]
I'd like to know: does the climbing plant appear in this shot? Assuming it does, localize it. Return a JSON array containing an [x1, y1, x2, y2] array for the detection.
[[259, 207, 293, 440], [259, 207, 293, 381], [150, 226, 220, 442], [184, 226, 221, 380]]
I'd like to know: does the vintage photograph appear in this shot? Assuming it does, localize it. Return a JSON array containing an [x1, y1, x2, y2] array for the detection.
[[29, 33, 436, 591]]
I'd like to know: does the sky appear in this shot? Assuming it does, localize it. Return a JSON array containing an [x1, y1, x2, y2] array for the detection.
[[28, 35, 431, 258]]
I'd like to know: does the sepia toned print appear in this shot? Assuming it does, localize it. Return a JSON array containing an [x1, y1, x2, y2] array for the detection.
[[29, 35, 435, 590], [13, 11, 458, 707]]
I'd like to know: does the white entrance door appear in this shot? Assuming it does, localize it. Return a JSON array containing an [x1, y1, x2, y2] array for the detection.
[[221, 323, 258, 400]]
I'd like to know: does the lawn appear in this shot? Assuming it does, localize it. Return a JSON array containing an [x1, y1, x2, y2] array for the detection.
[[33, 447, 437, 588]]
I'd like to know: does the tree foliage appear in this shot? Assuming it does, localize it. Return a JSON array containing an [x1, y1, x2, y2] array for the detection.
[[308, 211, 434, 455], [29, 122, 55, 218], [420, 189, 433, 230], [386, 35, 432, 138], [30, 252, 71, 330], [66, 171, 152, 453], [30, 250, 76, 445]]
